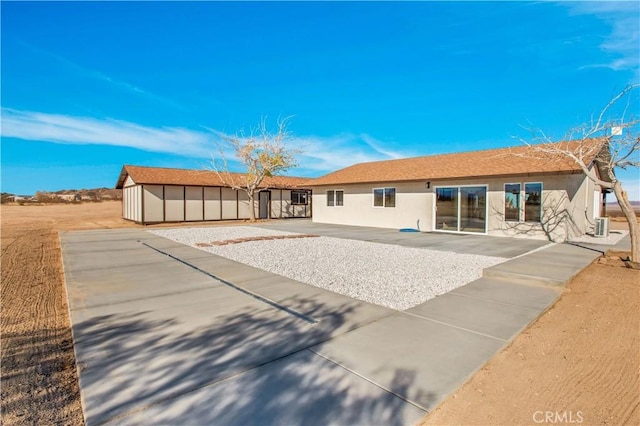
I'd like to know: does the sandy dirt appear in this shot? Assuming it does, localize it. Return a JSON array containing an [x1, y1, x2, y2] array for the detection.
[[0, 202, 135, 425], [420, 248, 639, 425], [1, 202, 638, 425]]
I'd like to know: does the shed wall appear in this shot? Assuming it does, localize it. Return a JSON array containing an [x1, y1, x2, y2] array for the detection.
[[185, 187, 204, 221], [204, 187, 222, 220], [123, 185, 142, 222], [221, 187, 238, 220], [164, 186, 185, 221], [121, 177, 310, 223], [238, 191, 252, 219], [143, 185, 164, 222]]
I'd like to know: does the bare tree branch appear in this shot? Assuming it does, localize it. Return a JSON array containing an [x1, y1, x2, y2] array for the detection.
[[208, 117, 302, 221], [518, 85, 640, 262]]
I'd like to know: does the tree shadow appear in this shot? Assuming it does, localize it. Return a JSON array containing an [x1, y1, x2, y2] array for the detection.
[[492, 192, 582, 242], [69, 295, 427, 425]]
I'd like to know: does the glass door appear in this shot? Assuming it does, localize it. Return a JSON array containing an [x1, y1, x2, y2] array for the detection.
[[435, 187, 458, 231], [435, 186, 487, 233], [459, 186, 486, 233]]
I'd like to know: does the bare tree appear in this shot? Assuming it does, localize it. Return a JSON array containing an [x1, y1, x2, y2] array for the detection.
[[521, 85, 639, 262], [211, 117, 301, 222]]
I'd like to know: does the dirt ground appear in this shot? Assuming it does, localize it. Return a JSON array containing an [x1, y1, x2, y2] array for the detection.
[[0, 202, 135, 425], [1, 202, 638, 425]]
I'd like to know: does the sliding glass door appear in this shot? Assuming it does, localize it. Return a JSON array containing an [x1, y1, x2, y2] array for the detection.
[[436, 186, 487, 233]]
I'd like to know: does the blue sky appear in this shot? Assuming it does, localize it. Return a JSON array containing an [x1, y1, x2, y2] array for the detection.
[[1, 1, 639, 198]]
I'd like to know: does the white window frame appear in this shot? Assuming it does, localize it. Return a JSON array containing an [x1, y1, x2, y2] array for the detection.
[[291, 190, 309, 206], [372, 187, 396, 208], [524, 182, 543, 223], [327, 189, 344, 207], [432, 184, 489, 235], [504, 183, 521, 222]]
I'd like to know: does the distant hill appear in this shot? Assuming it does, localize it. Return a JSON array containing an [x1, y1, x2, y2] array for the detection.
[[51, 187, 122, 200], [607, 201, 640, 207], [1, 188, 122, 204], [606, 201, 640, 218]]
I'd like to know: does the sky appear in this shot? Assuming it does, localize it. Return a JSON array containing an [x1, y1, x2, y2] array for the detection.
[[1, 1, 639, 198]]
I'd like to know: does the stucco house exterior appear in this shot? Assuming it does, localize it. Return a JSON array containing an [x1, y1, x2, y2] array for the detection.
[[308, 140, 610, 242], [116, 165, 311, 224]]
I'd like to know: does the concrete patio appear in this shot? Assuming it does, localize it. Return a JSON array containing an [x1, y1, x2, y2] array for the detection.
[[60, 223, 628, 425]]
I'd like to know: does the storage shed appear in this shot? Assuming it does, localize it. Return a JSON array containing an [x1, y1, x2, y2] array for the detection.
[[115, 165, 312, 224]]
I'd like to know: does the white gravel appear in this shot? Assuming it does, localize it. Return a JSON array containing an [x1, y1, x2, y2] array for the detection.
[[149, 226, 507, 311]]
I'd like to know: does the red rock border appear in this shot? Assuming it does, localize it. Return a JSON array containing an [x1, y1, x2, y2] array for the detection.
[[196, 234, 320, 247]]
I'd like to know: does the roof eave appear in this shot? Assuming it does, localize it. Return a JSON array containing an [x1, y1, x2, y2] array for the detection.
[[115, 165, 129, 189], [307, 169, 585, 186]]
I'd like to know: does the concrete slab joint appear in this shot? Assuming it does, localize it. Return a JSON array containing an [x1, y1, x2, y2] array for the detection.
[[58, 224, 628, 425]]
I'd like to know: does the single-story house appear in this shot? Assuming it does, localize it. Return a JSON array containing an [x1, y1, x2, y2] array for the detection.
[[308, 140, 611, 241], [115, 165, 312, 224]]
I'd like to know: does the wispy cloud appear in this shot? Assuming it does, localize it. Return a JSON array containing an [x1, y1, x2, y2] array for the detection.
[[359, 134, 409, 159], [1, 109, 405, 173], [566, 2, 639, 76], [1, 109, 214, 157], [18, 40, 187, 111]]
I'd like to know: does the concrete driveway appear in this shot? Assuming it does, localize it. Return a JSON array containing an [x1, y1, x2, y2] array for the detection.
[[61, 225, 603, 425]]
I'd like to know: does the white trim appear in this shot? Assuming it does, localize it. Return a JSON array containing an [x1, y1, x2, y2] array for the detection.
[[372, 187, 396, 208], [504, 182, 522, 222], [593, 189, 601, 219], [523, 182, 543, 223], [326, 189, 345, 207], [433, 184, 488, 235]]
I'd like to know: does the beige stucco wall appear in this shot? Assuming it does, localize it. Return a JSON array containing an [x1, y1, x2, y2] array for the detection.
[[312, 172, 593, 241], [312, 181, 431, 231], [437, 173, 589, 241]]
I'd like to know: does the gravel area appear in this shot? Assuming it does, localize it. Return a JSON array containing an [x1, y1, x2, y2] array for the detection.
[[150, 226, 507, 310]]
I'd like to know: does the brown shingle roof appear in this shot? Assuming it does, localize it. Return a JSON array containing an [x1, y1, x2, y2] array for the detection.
[[307, 140, 606, 186], [115, 165, 311, 189]]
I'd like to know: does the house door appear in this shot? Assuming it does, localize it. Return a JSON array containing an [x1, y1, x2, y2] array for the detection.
[[435, 186, 487, 233], [259, 191, 270, 219]]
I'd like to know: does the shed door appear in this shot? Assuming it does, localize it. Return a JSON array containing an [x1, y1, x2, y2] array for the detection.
[[259, 191, 270, 219]]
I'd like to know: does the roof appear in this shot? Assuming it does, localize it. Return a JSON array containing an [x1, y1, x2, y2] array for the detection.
[[115, 165, 311, 189], [307, 139, 607, 186]]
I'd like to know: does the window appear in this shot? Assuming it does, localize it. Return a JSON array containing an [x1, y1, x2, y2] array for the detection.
[[327, 190, 343, 207], [373, 187, 396, 207], [504, 183, 521, 221], [291, 190, 308, 205], [524, 183, 542, 222], [373, 189, 383, 207]]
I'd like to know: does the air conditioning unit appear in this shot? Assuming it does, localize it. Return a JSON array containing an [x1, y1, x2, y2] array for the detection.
[[594, 217, 609, 238]]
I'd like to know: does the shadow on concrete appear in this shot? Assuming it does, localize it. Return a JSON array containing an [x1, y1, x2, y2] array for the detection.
[[73, 295, 425, 425]]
